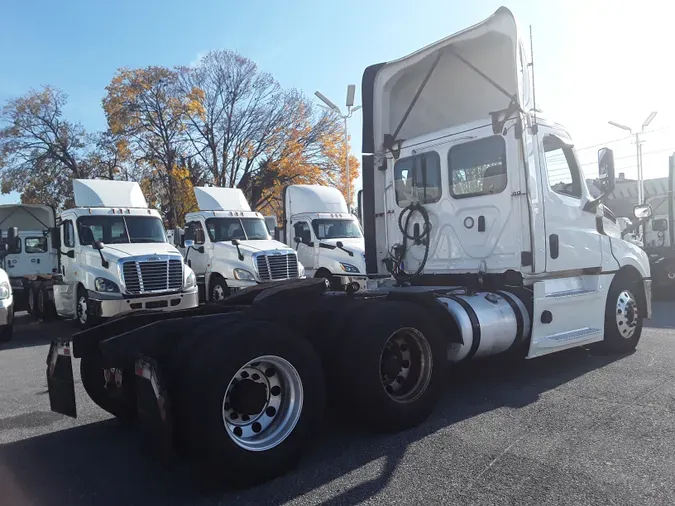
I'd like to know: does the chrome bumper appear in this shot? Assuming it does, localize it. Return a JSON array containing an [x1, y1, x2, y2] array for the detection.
[[89, 288, 199, 318], [644, 278, 652, 319]]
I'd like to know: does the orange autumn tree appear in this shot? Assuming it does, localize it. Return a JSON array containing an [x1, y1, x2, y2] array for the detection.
[[103, 66, 205, 227]]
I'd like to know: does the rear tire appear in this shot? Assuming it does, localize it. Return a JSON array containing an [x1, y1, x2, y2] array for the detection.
[[80, 355, 137, 421], [28, 284, 42, 319], [37, 283, 56, 321], [334, 300, 447, 432], [596, 273, 644, 354], [178, 319, 325, 487]]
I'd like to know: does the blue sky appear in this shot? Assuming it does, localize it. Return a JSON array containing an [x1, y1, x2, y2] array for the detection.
[[2, 0, 674, 205]]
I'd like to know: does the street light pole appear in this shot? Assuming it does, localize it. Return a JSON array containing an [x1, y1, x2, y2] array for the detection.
[[314, 86, 361, 212], [608, 111, 657, 206]]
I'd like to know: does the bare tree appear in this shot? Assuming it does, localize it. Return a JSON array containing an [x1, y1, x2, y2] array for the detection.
[[0, 86, 90, 207]]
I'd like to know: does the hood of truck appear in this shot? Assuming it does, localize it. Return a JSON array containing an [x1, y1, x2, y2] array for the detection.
[[99, 242, 182, 262], [320, 238, 365, 255], [215, 239, 293, 255]]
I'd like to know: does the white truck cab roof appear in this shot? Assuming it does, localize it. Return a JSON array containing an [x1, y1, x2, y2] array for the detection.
[[194, 187, 251, 212], [285, 185, 349, 217], [73, 179, 149, 209]]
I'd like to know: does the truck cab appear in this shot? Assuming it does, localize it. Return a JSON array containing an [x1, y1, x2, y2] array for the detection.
[[179, 187, 304, 302], [362, 6, 652, 358], [0, 204, 58, 314], [53, 179, 199, 328], [283, 185, 366, 289]]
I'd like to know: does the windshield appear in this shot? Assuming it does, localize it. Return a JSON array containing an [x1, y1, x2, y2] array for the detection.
[[312, 219, 362, 240], [205, 217, 271, 242], [77, 216, 167, 245]]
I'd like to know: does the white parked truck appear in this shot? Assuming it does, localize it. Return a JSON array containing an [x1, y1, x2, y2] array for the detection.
[[0, 230, 17, 342], [27, 179, 199, 328], [178, 186, 305, 302], [47, 7, 652, 487], [282, 184, 366, 289], [0, 204, 59, 318]]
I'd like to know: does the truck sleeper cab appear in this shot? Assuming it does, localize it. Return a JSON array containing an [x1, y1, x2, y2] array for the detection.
[[283, 184, 367, 289], [46, 6, 652, 488], [53, 179, 198, 328], [180, 186, 305, 302]]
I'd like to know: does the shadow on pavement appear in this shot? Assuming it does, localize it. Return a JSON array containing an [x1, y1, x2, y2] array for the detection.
[[0, 346, 625, 506], [0, 313, 74, 352]]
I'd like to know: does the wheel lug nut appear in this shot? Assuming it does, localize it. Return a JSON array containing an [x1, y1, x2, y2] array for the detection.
[[252, 373, 260, 381], [241, 371, 249, 379], [241, 414, 250, 422], [270, 385, 281, 396], [266, 406, 276, 417], [265, 368, 275, 377], [233, 427, 243, 437], [252, 422, 262, 433], [230, 412, 239, 420]]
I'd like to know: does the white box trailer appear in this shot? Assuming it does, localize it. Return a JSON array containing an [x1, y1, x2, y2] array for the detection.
[[47, 6, 652, 487], [283, 184, 366, 289], [176, 187, 304, 302]]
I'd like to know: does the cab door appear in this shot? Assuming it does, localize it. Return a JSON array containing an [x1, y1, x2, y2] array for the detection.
[[53, 218, 77, 317], [183, 221, 208, 276], [536, 128, 602, 272], [290, 220, 316, 271]]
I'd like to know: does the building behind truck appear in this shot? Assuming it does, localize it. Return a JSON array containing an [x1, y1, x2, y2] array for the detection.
[[177, 186, 304, 302], [282, 184, 366, 289], [47, 6, 653, 488]]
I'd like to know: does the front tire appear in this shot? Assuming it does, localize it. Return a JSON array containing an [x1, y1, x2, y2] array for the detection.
[[597, 274, 644, 354], [178, 320, 325, 487], [28, 284, 41, 319], [80, 355, 137, 421], [0, 307, 14, 343], [76, 287, 100, 329], [209, 277, 230, 302]]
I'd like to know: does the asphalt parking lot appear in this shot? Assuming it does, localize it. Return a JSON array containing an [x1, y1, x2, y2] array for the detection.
[[1, 303, 675, 506]]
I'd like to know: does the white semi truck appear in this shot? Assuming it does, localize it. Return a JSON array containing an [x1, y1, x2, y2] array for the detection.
[[47, 7, 652, 487], [282, 184, 366, 289], [178, 186, 305, 302], [4, 180, 199, 329]]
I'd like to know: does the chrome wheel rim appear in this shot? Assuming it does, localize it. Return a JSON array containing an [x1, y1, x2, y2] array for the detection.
[[212, 284, 226, 301], [77, 296, 87, 325], [222, 355, 303, 452], [616, 289, 639, 339], [380, 327, 433, 404]]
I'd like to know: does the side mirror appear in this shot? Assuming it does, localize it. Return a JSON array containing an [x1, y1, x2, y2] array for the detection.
[[93, 240, 105, 250], [184, 239, 195, 249], [634, 204, 653, 220], [173, 227, 183, 246], [597, 147, 616, 196], [231, 239, 240, 246], [294, 236, 301, 244], [336, 241, 344, 248], [7, 226, 19, 253], [51, 227, 60, 249]]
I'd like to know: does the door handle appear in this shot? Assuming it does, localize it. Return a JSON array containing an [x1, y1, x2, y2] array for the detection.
[[478, 216, 486, 232], [549, 234, 559, 259]]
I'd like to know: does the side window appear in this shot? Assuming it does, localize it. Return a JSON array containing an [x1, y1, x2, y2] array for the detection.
[[448, 136, 507, 198], [25, 237, 48, 253], [63, 220, 75, 248], [185, 222, 205, 244], [293, 221, 311, 244], [543, 135, 582, 198], [394, 151, 441, 207]]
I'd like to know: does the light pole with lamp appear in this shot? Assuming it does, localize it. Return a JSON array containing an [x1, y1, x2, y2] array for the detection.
[[314, 85, 361, 212], [608, 111, 658, 206]]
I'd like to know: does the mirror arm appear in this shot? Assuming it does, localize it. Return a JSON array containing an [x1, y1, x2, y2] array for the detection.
[[583, 196, 602, 213]]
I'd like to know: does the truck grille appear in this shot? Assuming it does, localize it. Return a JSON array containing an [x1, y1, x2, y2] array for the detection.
[[256, 253, 298, 281], [122, 259, 183, 294]]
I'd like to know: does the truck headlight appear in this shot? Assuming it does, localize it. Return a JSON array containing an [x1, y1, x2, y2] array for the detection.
[[185, 270, 196, 289], [94, 277, 120, 293], [234, 268, 256, 281], [0, 282, 11, 300], [339, 262, 360, 274]]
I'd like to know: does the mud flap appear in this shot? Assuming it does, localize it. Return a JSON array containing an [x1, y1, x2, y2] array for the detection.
[[46, 341, 77, 418], [135, 357, 174, 460]]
